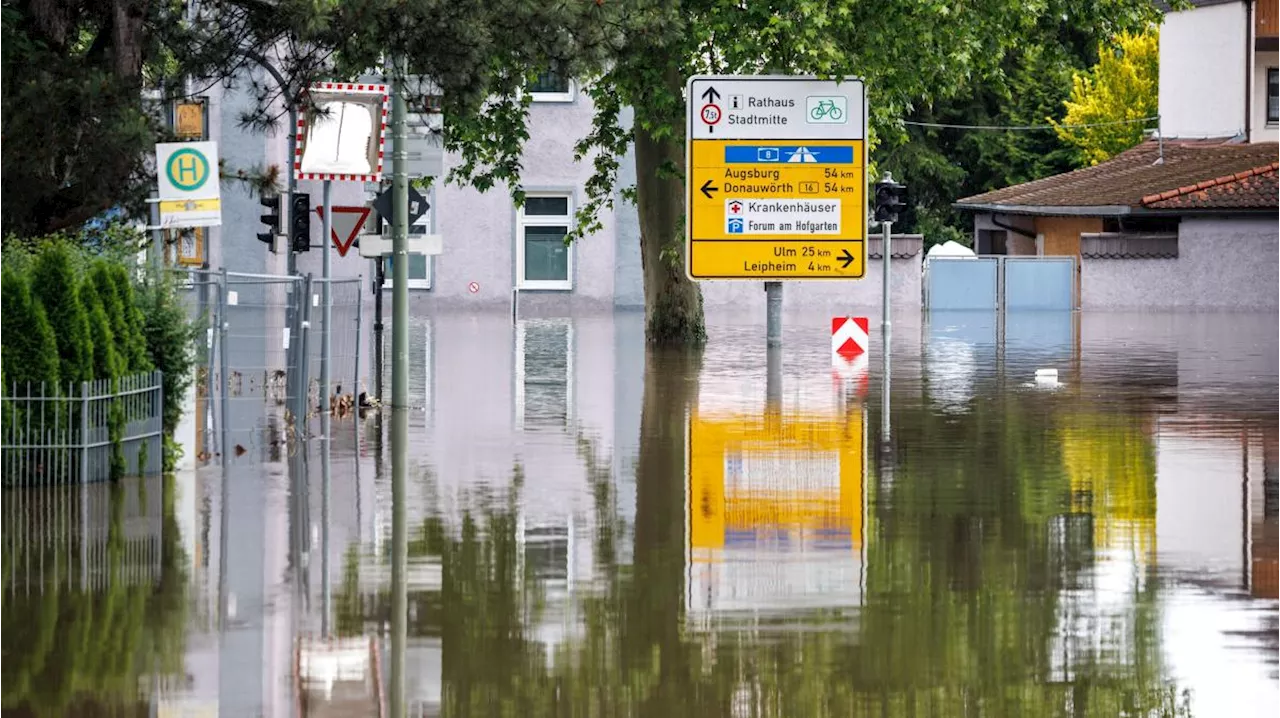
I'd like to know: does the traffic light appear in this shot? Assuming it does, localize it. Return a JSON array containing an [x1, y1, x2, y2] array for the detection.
[[873, 179, 907, 224], [290, 192, 311, 253], [257, 194, 281, 251]]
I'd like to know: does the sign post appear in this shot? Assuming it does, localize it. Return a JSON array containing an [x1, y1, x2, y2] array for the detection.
[[685, 75, 867, 347], [294, 81, 387, 639], [156, 141, 222, 229]]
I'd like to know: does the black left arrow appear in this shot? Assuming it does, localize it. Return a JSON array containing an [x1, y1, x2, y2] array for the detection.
[[700, 179, 719, 199], [838, 248, 855, 269], [701, 86, 721, 103]]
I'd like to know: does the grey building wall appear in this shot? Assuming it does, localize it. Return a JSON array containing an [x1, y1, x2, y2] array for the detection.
[[1081, 217, 1279, 310]]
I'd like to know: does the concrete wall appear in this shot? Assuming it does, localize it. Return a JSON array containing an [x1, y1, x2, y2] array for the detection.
[[1160, 2, 1249, 138], [1081, 217, 1278, 309], [1251, 50, 1279, 143]]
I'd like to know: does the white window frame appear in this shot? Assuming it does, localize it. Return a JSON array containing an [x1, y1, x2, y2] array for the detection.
[[381, 256, 431, 290], [514, 319, 575, 431], [516, 192, 575, 290], [526, 67, 575, 103], [381, 192, 435, 289]]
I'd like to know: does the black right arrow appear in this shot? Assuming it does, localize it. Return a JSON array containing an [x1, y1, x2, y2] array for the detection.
[[699, 179, 719, 199], [701, 86, 721, 103], [838, 248, 855, 269]]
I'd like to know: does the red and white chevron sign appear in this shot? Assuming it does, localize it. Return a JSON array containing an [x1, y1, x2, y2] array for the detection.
[[831, 316, 869, 358]]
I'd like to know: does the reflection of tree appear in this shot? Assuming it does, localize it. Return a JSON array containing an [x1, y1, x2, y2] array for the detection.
[[1, 475, 189, 717], [855, 398, 1188, 715], [334, 359, 1192, 717]]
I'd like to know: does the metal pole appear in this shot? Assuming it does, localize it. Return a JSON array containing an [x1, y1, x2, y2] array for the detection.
[[354, 278, 363, 411], [389, 56, 410, 718], [880, 219, 892, 445], [149, 191, 164, 270], [219, 268, 230, 466], [765, 281, 783, 348], [322, 180, 333, 425], [374, 260, 385, 402], [765, 345, 782, 416]]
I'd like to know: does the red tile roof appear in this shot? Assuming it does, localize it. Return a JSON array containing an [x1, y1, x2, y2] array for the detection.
[[1142, 162, 1278, 209], [956, 139, 1279, 214]]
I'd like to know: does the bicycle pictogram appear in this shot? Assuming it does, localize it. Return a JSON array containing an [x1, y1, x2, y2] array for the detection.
[[809, 99, 844, 122]]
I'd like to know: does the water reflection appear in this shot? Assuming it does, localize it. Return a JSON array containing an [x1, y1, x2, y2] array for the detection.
[[1, 475, 188, 717], [3, 311, 1277, 717], [332, 313, 1276, 717]]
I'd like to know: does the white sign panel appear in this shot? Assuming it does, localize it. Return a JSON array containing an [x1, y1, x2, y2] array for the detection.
[[359, 233, 442, 258], [156, 141, 222, 228], [688, 75, 866, 141]]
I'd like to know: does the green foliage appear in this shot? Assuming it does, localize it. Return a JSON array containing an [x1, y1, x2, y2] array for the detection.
[[1053, 29, 1160, 165], [29, 242, 94, 388], [878, 2, 1160, 247], [91, 262, 152, 373], [0, 266, 61, 393], [0, 0, 276, 236], [79, 277, 125, 383], [136, 267, 197, 440]]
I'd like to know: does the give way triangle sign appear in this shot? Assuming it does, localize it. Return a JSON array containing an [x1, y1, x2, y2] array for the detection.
[[314, 205, 371, 257]]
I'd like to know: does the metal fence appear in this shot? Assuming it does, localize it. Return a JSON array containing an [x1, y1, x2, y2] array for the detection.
[[1, 372, 164, 487], [176, 269, 364, 465], [3, 474, 166, 594]]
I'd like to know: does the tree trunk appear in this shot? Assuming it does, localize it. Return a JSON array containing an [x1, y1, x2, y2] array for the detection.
[[629, 346, 702, 706], [634, 70, 707, 347]]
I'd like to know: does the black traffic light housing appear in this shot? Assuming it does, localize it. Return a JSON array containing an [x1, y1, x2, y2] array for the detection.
[[873, 179, 907, 224], [257, 194, 281, 251], [290, 192, 312, 253]]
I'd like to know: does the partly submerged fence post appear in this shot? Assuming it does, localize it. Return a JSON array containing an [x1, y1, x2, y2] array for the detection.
[[79, 381, 90, 483]]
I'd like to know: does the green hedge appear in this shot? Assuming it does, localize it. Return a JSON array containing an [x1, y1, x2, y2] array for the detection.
[[1, 228, 196, 474]]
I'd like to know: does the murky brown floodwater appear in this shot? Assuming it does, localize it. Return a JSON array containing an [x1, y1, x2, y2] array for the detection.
[[4, 310, 1277, 717]]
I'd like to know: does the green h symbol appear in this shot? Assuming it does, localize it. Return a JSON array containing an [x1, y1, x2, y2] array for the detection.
[[167, 148, 208, 190], [176, 155, 200, 184]]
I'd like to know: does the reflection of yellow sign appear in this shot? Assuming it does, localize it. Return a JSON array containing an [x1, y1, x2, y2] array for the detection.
[[688, 139, 866, 280], [1059, 413, 1156, 557], [688, 411, 865, 553]]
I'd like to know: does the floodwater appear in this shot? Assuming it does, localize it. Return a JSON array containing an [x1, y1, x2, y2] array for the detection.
[[3, 309, 1278, 717]]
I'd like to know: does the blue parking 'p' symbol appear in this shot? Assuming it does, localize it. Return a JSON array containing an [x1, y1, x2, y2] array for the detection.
[[727, 218, 745, 233]]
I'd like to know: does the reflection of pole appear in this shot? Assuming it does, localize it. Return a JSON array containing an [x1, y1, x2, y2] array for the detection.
[[880, 219, 892, 445], [765, 281, 783, 348], [321, 453, 331, 636], [765, 345, 783, 415], [389, 57, 410, 718]]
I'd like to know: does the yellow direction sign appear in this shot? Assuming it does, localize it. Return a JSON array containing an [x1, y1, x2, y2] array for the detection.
[[686, 75, 867, 281]]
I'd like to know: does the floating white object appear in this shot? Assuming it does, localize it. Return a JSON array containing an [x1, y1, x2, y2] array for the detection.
[[1034, 368, 1060, 388]]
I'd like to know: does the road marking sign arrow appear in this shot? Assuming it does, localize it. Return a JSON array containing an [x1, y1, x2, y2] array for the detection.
[[700, 180, 719, 199]]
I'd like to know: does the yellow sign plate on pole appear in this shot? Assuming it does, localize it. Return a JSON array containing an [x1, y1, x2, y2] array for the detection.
[[686, 75, 867, 281]]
